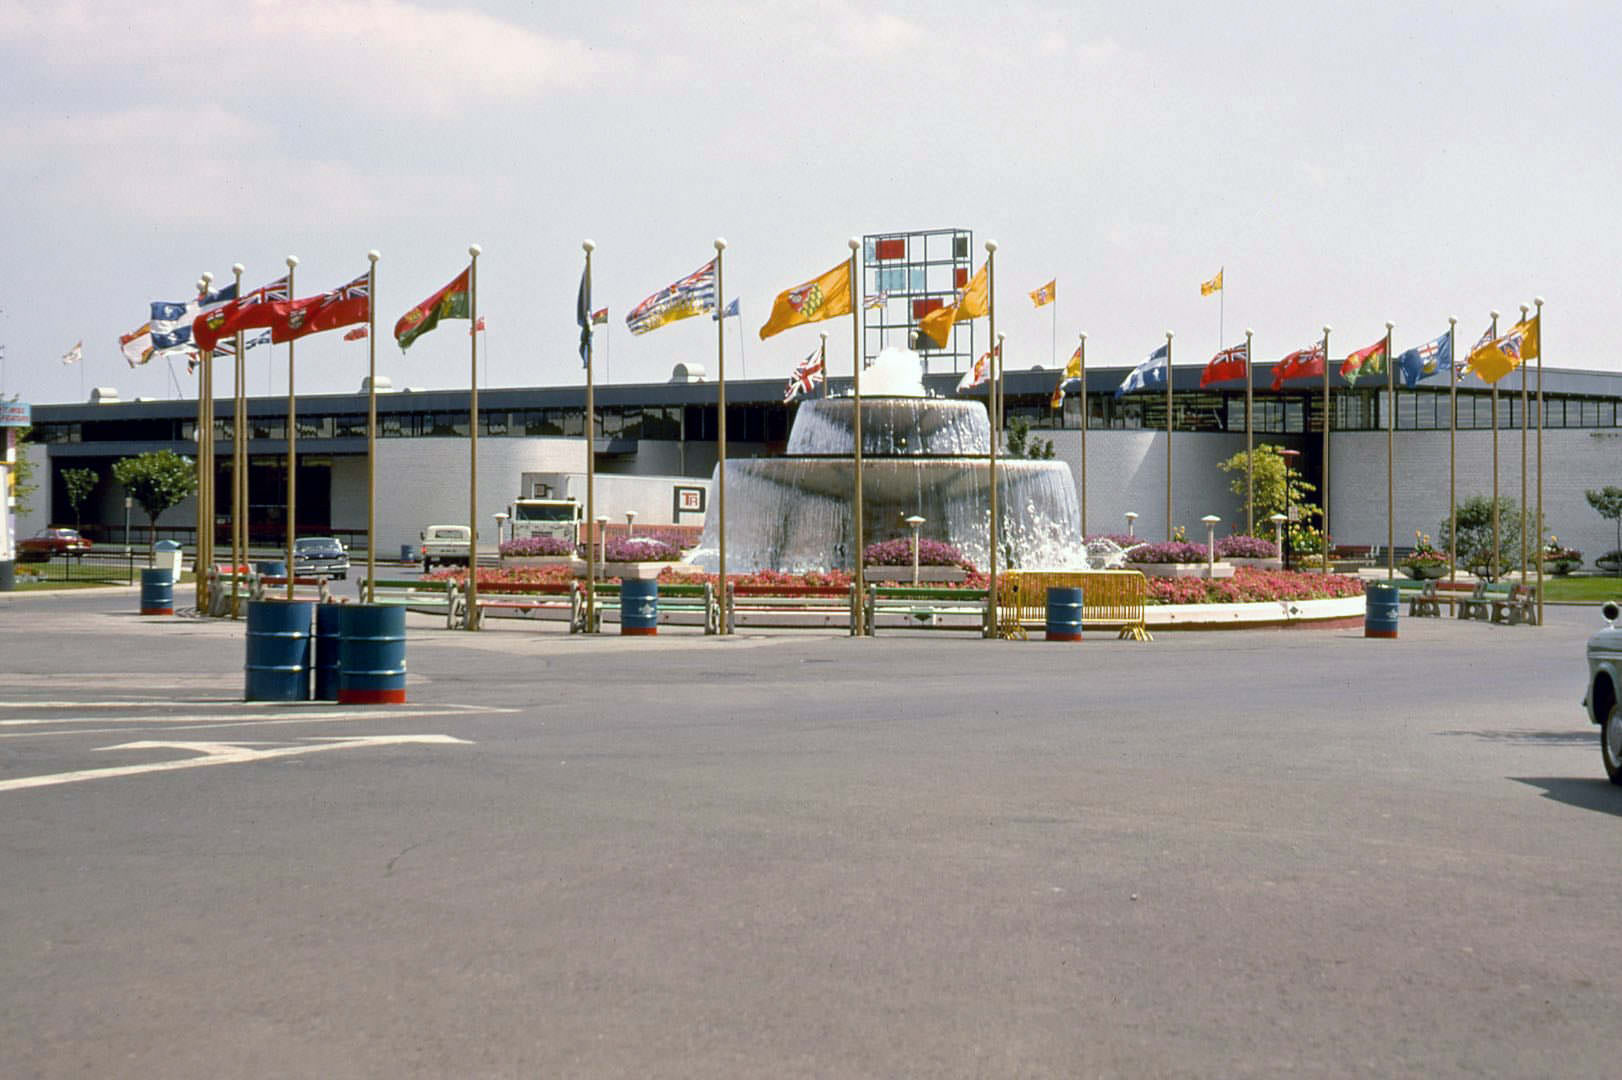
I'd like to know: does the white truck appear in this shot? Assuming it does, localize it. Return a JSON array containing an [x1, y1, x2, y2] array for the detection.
[[419, 524, 472, 571], [508, 498, 584, 546], [517, 472, 711, 534]]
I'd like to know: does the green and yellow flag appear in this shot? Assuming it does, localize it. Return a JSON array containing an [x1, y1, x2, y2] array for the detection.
[[917, 260, 989, 349], [1339, 336, 1388, 386], [758, 260, 852, 340], [394, 267, 470, 351]]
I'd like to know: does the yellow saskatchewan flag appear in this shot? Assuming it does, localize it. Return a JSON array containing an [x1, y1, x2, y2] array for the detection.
[[1465, 315, 1540, 384], [1200, 268, 1223, 296], [1029, 279, 1056, 307], [758, 260, 852, 340], [918, 260, 990, 348]]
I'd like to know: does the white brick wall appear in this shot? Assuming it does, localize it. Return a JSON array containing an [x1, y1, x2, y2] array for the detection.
[[1045, 429, 1254, 540]]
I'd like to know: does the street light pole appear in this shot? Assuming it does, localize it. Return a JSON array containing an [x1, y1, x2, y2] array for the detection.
[[905, 514, 925, 586], [1202, 514, 1221, 579]]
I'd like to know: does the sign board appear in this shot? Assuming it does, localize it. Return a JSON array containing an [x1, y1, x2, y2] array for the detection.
[[0, 401, 30, 427], [673, 485, 706, 519]]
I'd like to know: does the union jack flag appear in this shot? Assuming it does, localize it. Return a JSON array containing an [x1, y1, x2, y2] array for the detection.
[[784, 349, 825, 402]]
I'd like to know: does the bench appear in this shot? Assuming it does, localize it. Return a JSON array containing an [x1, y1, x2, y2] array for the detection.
[[467, 582, 576, 630], [252, 574, 332, 605], [725, 584, 859, 634], [865, 586, 991, 636], [205, 564, 258, 617], [1396, 580, 1440, 617], [1458, 581, 1512, 622], [1491, 583, 1538, 626], [358, 577, 461, 629]]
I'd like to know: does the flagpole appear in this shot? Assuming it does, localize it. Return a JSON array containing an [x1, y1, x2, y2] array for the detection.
[[1079, 331, 1088, 538], [1489, 309, 1500, 581], [1385, 320, 1395, 580], [466, 245, 481, 628], [198, 272, 214, 610], [1245, 328, 1254, 537], [848, 237, 864, 636], [283, 257, 298, 600], [1534, 296, 1544, 626], [818, 332, 828, 399], [1518, 302, 1530, 583], [583, 241, 596, 631], [1164, 330, 1174, 542], [737, 311, 746, 381], [365, 250, 379, 602], [1321, 325, 1331, 576], [1050, 293, 1056, 371], [984, 240, 998, 638], [1448, 317, 1457, 587], [715, 238, 729, 634], [230, 263, 245, 618]]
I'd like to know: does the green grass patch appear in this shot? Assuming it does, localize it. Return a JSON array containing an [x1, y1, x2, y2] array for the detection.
[[1541, 575, 1622, 603]]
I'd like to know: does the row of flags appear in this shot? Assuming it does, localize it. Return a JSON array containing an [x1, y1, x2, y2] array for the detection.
[[1033, 314, 1543, 410]]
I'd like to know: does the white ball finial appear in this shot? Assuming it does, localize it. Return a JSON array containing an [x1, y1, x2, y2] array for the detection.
[[996, 332, 1005, 342], [985, 239, 998, 253], [847, 237, 859, 252], [231, 262, 244, 275], [1520, 303, 1530, 317], [1165, 330, 1174, 340], [1079, 331, 1087, 342], [1385, 320, 1394, 330], [1534, 295, 1544, 307], [1490, 309, 1500, 320], [819, 331, 828, 341], [286, 255, 299, 268], [367, 250, 380, 263], [1322, 325, 1332, 335], [201, 271, 214, 286], [1448, 316, 1457, 326], [714, 237, 727, 251], [1245, 327, 1254, 337], [468, 244, 482, 257], [582, 239, 595, 253]]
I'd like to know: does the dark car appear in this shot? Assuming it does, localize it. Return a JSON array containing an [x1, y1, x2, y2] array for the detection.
[[17, 527, 92, 562], [292, 536, 350, 580]]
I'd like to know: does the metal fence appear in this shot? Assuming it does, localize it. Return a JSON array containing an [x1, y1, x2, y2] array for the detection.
[[16, 549, 139, 585]]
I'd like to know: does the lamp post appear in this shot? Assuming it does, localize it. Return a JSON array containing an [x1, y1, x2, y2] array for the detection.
[[124, 495, 133, 557], [1202, 514, 1221, 578], [1279, 449, 1301, 570], [905, 514, 926, 585], [595, 514, 609, 575], [1270, 513, 1287, 564], [625, 510, 637, 539], [1124, 511, 1138, 539], [493, 511, 508, 553]]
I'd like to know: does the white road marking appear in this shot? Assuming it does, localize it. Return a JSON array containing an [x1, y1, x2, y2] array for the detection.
[[0, 704, 513, 728], [0, 734, 473, 793], [0, 705, 519, 740]]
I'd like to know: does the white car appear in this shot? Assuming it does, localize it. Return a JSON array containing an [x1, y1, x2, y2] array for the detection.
[[1584, 600, 1622, 785]]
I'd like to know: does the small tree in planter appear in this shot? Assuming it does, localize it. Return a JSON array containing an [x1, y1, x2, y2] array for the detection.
[[1586, 487, 1622, 576], [1440, 495, 1523, 580], [111, 450, 197, 564], [1543, 536, 1583, 576], [1216, 444, 1317, 530], [1399, 531, 1448, 579]]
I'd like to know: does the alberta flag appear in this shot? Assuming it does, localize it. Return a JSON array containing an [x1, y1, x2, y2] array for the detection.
[[1395, 331, 1452, 388], [1114, 343, 1169, 399]]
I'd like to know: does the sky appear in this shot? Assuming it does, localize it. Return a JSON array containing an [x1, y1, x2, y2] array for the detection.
[[2, 0, 1617, 408]]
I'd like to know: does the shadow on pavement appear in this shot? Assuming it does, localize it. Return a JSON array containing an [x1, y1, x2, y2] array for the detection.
[[1436, 728, 1593, 746], [1511, 775, 1622, 818]]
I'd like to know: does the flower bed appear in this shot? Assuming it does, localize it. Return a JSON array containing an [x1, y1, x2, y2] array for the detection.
[[500, 536, 573, 557], [862, 538, 976, 571], [1124, 540, 1209, 563], [1215, 535, 1279, 559], [1144, 567, 1365, 605]]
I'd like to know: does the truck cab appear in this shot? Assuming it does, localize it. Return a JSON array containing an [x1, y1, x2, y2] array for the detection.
[[419, 524, 472, 571], [509, 498, 583, 546]]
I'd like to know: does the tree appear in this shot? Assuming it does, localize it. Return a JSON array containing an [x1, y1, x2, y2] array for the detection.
[[112, 450, 197, 563], [61, 467, 98, 531], [1004, 416, 1055, 460], [1216, 444, 1318, 535], [1587, 486, 1622, 577], [1440, 495, 1523, 580]]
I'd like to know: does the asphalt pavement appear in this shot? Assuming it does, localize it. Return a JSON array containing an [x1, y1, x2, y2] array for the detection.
[[1, 586, 1619, 1078]]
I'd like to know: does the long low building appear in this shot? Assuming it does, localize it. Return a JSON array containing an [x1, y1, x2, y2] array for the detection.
[[15, 361, 1622, 565]]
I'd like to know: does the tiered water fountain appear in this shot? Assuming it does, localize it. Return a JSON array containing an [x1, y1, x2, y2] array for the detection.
[[690, 348, 1086, 573]]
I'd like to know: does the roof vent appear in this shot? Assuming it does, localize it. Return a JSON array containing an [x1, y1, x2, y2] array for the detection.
[[360, 375, 393, 393], [670, 362, 707, 384], [89, 386, 120, 404]]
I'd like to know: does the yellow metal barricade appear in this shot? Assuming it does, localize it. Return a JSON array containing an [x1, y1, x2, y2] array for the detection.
[[995, 570, 1152, 641]]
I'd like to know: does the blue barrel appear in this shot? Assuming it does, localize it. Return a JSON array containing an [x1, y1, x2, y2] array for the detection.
[[1365, 582, 1400, 639], [140, 567, 175, 615], [338, 604, 407, 704], [256, 560, 287, 577], [313, 603, 343, 701], [620, 578, 659, 636], [1045, 586, 1084, 642], [245, 599, 314, 701], [400, 544, 418, 562]]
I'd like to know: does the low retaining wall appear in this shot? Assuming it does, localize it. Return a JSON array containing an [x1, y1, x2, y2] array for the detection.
[[1145, 595, 1364, 631]]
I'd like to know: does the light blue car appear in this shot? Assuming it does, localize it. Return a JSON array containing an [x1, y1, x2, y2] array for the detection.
[[1584, 600, 1622, 785]]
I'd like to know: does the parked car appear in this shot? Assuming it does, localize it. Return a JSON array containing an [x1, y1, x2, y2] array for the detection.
[[419, 524, 472, 571], [292, 536, 350, 580], [17, 527, 92, 562], [1584, 600, 1622, 785]]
